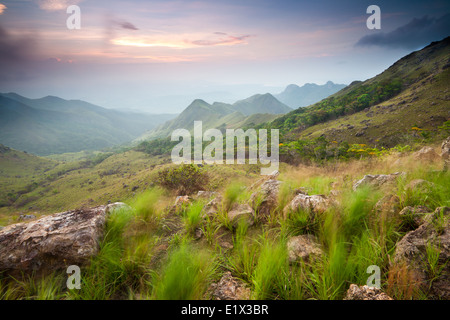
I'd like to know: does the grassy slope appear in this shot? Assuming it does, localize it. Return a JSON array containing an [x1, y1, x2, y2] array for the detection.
[[1, 146, 448, 300], [0, 146, 262, 226], [298, 67, 450, 147]]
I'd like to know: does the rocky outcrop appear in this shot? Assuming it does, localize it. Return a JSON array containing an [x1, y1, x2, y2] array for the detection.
[[227, 203, 255, 228], [353, 172, 405, 191], [344, 284, 393, 300], [0, 203, 126, 275], [284, 193, 330, 215], [287, 234, 323, 264], [250, 179, 282, 217], [413, 146, 438, 161], [399, 205, 432, 228], [210, 271, 251, 300], [392, 206, 449, 299]]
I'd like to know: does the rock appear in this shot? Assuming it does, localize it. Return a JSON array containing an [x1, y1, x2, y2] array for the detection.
[[399, 205, 432, 228], [248, 171, 280, 191], [441, 136, 450, 171], [216, 227, 234, 250], [175, 195, 191, 206], [250, 179, 282, 217], [268, 170, 279, 179], [106, 202, 132, 214], [0, 206, 109, 275], [18, 214, 36, 221], [355, 130, 365, 137], [374, 194, 401, 216], [344, 284, 393, 300], [202, 194, 223, 217], [353, 172, 405, 191], [283, 193, 330, 215], [196, 191, 217, 199], [210, 271, 251, 300], [294, 187, 308, 195], [405, 179, 436, 193], [413, 146, 438, 161], [227, 203, 255, 228], [287, 234, 323, 264], [392, 206, 449, 299], [194, 228, 203, 240]]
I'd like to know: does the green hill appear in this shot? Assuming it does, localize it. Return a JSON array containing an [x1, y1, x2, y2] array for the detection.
[[138, 93, 289, 141], [232, 93, 292, 115], [0, 93, 176, 156]]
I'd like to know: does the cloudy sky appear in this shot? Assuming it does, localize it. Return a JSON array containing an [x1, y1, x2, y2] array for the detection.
[[0, 0, 449, 113]]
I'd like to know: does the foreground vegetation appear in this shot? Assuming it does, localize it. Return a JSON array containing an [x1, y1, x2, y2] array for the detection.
[[1, 144, 448, 300]]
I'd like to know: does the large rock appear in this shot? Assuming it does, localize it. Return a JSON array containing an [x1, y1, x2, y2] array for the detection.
[[399, 205, 432, 228], [413, 146, 438, 161], [392, 206, 450, 299], [250, 179, 282, 217], [0, 203, 125, 275], [441, 136, 450, 171], [353, 172, 405, 191], [227, 203, 255, 228], [287, 234, 323, 264], [406, 179, 436, 192], [374, 194, 401, 216], [284, 193, 330, 215], [344, 284, 393, 300], [210, 271, 251, 300]]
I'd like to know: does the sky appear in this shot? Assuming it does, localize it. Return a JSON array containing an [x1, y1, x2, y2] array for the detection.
[[0, 0, 449, 113]]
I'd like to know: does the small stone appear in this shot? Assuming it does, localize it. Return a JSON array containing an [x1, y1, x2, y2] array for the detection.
[[344, 284, 393, 300], [287, 234, 323, 264]]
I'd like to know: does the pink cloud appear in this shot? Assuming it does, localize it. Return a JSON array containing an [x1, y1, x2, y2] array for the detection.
[[0, 3, 6, 15]]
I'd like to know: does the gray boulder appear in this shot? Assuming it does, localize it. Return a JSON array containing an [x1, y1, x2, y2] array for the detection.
[[227, 203, 255, 228], [250, 179, 282, 217], [284, 193, 330, 215], [353, 172, 405, 191], [0, 203, 126, 275], [392, 206, 449, 299]]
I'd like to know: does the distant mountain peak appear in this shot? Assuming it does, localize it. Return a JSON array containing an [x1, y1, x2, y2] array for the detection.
[[275, 81, 346, 108]]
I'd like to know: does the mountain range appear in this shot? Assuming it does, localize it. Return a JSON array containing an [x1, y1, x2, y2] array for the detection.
[[137, 93, 292, 140], [275, 81, 347, 108], [0, 93, 176, 156]]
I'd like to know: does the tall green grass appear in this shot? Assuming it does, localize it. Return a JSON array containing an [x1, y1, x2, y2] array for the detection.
[[151, 243, 217, 300]]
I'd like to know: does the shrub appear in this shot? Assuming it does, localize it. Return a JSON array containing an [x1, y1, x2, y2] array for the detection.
[[156, 164, 208, 195]]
